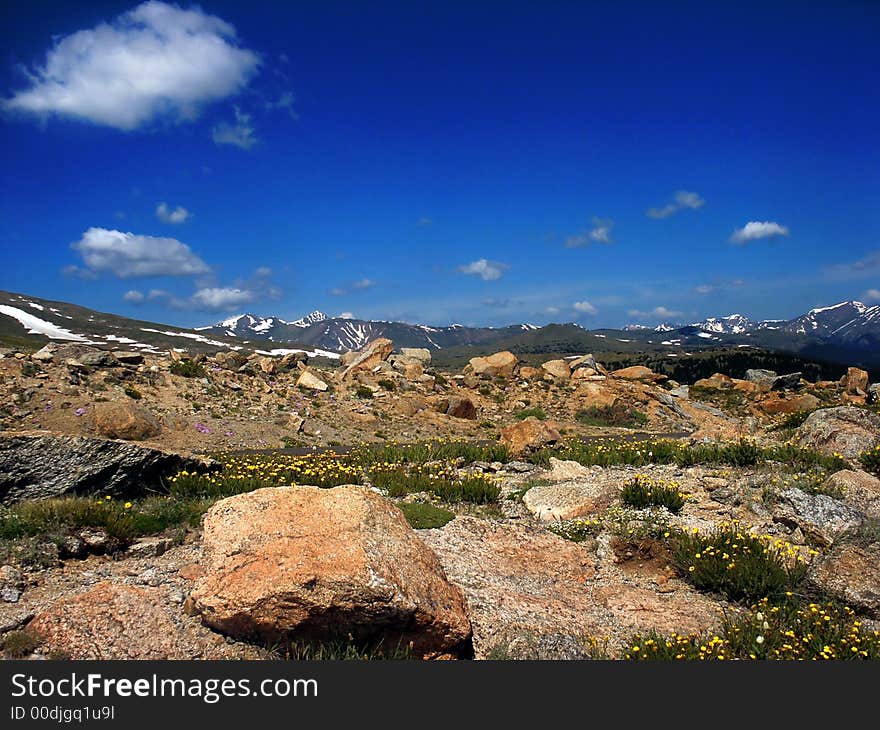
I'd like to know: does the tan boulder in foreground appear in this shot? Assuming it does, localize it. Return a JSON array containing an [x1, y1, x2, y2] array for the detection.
[[190, 486, 471, 658], [341, 338, 394, 379], [610, 365, 665, 383]]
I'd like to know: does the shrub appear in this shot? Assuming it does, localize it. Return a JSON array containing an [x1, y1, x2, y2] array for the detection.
[[625, 598, 880, 660], [669, 522, 809, 602], [399, 502, 455, 529], [548, 518, 602, 542], [621, 476, 686, 513], [575, 404, 648, 429], [515, 407, 547, 421], [169, 360, 206, 378], [369, 465, 500, 504], [123, 385, 142, 400], [377, 379, 396, 391], [354, 385, 373, 399], [2, 630, 40, 659], [860, 445, 880, 477], [768, 409, 815, 432], [279, 637, 412, 660]]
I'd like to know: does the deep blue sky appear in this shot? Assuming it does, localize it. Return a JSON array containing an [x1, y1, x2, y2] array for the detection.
[[1, 0, 878, 328]]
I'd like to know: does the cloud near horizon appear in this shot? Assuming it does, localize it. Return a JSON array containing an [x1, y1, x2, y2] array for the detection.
[[4, 1, 260, 130], [628, 305, 682, 320], [730, 221, 790, 244], [68, 227, 211, 278], [572, 300, 598, 315]]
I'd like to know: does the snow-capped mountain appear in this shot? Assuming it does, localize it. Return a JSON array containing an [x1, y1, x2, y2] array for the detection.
[[196, 311, 543, 353], [692, 314, 755, 335]]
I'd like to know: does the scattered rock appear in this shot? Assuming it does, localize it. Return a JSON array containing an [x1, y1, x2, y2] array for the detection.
[[523, 478, 614, 521], [843, 367, 870, 395], [745, 368, 777, 386], [867, 383, 880, 405], [341, 338, 394, 379], [545, 457, 593, 482], [433, 396, 478, 420], [296, 370, 329, 392], [541, 359, 571, 381], [92, 401, 162, 440], [771, 372, 803, 391], [29, 582, 193, 659], [400, 348, 432, 363], [822, 470, 880, 517], [500, 417, 561, 455], [0, 565, 24, 603], [772, 487, 864, 546], [794, 406, 880, 458], [190, 486, 472, 658], [611, 366, 665, 383], [760, 393, 821, 415], [126, 537, 174, 559], [0, 432, 215, 502], [467, 351, 518, 379], [808, 543, 880, 618]]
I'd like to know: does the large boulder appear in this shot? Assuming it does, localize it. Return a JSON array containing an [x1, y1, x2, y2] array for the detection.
[[92, 401, 161, 440], [467, 351, 518, 379], [867, 383, 880, 405], [400, 348, 431, 363], [523, 478, 615, 522], [500, 417, 561, 455], [807, 543, 880, 618], [32, 343, 117, 367], [341, 338, 394, 379], [190, 486, 471, 658], [760, 393, 821, 415], [0, 432, 215, 502], [794, 406, 880, 458], [433, 396, 477, 420], [28, 582, 194, 659], [610, 366, 665, 383], [821, 470, 880, 518], [745, 368, 777, 387]]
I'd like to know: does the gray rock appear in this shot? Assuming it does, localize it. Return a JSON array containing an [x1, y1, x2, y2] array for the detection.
[[0, 433, 217, 502], [112, 351, 145, 365], [126, 537, 174, 559], [668, 385, 690, 399], [771, 372, 803, 390], [0, 565, 24, 603], [745, 368, 777, 385], [807, 543, 880, 618], [794, 406, 880, 458], [867, 383, 880, 405], [772, 487, 864, 546]]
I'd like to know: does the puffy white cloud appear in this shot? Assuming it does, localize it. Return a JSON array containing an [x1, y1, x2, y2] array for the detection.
[[156, 202, 191, 224], [647, 190, 705, 219], [212, 107, 257, 149], [566, 217, 614, 248], [458, 258, 509, 281], [339, 312, 355, 319], [572, 300, 598, 315], [189, 287, 256, 311], [122, 289, 145, 304], [862, 289, 880, 303], [4, 1, 259, 130], [730, 221, 790, 244], [70, 227, 211, 278], [628, 306, 682, 319]]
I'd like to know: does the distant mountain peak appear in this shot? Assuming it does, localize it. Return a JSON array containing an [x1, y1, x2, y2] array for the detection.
[[290, 310, 328, 328]]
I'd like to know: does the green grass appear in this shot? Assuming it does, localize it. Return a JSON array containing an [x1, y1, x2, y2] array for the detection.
[[515, 407, 547, 421], [669, 523, 809, 602], [575, 404, 648, 429], [548, 518, 602, 542], [369, 465, 500, 504], [278, 637, 413, 660], [349, 439, 511, 466], [354, 385, 373, 399], [1, 630, 40, 659], [860, 445, 880, 477], [377, 379, 396, 391], [620, 476, 686, 513], [398, 502, 455, 529], [123, 385, 142, 400]]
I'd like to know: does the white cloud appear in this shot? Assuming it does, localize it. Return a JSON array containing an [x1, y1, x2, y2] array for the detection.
[[862, 289, 880, 303], [730, 221, 790, 244], [566, 217, 614, 248], [353, 278, 375, 290], [544, 306, 560, 315], [458, 258, 508, 281], [572, 300, 598, 315], [647, 190, 705, 219], [330, 277, 376, 296], [254, 266, 273, 277], [123, 289, 145, 304], [189, 286, 256, 311], [70, 227, 211, 278], [628, 306, 682, 319], [339, 312, 355, 319], [212, 107, 256, 149], [156, 202, 191, 224], [329, 287, 347, 296], [4, 1, 259, 130], [695, 284, 714, 294]]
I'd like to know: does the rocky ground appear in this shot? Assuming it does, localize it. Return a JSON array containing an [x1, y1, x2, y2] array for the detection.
[[1, 339, 880, 660]]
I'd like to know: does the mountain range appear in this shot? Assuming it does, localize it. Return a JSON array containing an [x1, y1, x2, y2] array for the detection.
[[1, 289, 878, 369]]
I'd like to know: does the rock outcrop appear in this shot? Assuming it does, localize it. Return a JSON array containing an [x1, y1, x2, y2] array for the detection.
[[794, 406, 880, 458], [190, 486, 471, 658], [0, 432, 215, 502], [92, 401, 162, 440], [466, 351, 518, 379], [500, 417, 561, 455]]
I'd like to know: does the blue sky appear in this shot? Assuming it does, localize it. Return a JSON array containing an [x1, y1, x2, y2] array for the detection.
[[1, 0, 878, 329]]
